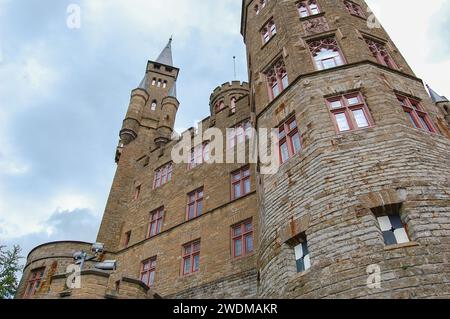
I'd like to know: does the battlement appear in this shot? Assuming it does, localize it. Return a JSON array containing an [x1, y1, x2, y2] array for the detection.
[[209, 81, 249, 115]]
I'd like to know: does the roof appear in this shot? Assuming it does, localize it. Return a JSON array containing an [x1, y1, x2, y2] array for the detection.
[[155, 37, 173, 66], [427, 85, 449, 104]]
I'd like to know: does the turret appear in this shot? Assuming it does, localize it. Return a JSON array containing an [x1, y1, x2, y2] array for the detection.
[[427, 84, 450, 126], [155, 82, 179, 147], [209, 81, 249, 116]]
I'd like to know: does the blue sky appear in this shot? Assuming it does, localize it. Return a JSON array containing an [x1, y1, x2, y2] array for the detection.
[[0, 0, 449, 261]]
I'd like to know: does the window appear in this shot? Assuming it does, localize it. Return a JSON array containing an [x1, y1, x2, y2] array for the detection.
[[297, 0, 320, 18], [151, 78, 156, 86], [215, 101, 226, 113], [230, 97, 237, 114], [397, 95, 435, 133], [134, 185, 141, 200], [188, 143, 210, 169], [308, 37, 345, 70], [231, 166, 251, 200], [372, 203, 410, 246], [163, 80, 167, 88], [151, 100, 157, 111], [182, 240, 201, 275], [187, 188, 204, 220], [365, 38, 397, 69], [24, 268, 45, 298], [254, 4, 260, 15], [344, 0, 366, 18], [278, 116, 301, 164], [232, 220, 254, 258], [153, 162, 173, 189], [157, 79, 161, 87], [327, 93, 373, 133], [294, 238, 311, 272], [261, 19, 277, 44], [141, 257, 157, 287], [227, 120, 253, 149], [148, 207, 164, 238], [124, 231, 131, 247], [265, 59, 289, 100]]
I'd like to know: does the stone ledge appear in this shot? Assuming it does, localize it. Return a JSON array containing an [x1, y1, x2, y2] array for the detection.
[[384, 242, 420, 251]]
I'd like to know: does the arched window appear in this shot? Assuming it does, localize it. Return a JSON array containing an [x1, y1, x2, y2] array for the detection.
[[151, 100, 157, 111], [157, 79, 162, 87], [151, 78, 156, 86], [231, 97, 237, 114], [163, 80, 167, 88], [344, 0, 366, 19], [265, 59, 289, 100], [297, 0, 320, 18], [254, 4, 260, 15], [364, 38, 397, 69], [215, 101, 226, 113], [308, 38, 345, 70], [261, 19, 277, 44]]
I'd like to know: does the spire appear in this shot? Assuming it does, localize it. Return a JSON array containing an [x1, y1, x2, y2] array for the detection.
[[168, 82, 177, 98], [427, 84, 449, 104], [156, 37, 173, 66]]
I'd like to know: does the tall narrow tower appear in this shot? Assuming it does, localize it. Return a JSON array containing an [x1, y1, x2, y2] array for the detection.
[[241, 0, 450, 298], [98, 39, 180, 251]]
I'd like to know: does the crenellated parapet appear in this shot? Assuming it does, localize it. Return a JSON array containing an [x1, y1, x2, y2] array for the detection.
[[209, 81, 249, 116]]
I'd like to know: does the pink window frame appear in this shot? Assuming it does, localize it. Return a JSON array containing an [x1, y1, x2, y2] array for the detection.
[[147, 207, 164, 238], [265, 59, 289, 101], [182, 240, 201, 276], [153, 162, 173, 189], [230, 97, 237, 114], [308, 37, 346, 71], [344, 0, 366, 18], [297, 0, 321, 18], [188, 143, 209, 170], [228, 120, 253, 149], [24, 268, 45, 298], [261, 19, 277, 45], [396, 95, 436, 133], [278, 116, 302, 164], [231, 166, 251, 200], [140, 257, 157, 287], [364, 38, 397, 69], [186, 188, 204, 221], [232, 219, 254, 258], [215, 100, 226, 113], [326, 92, 374, 133]]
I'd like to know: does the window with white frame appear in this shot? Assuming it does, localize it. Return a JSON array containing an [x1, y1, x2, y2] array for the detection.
[[294, 237, 310, 272], [372, 203, 410, 246]]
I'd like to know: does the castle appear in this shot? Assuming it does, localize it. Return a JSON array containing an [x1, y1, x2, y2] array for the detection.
[[17, 0, 450, 299]]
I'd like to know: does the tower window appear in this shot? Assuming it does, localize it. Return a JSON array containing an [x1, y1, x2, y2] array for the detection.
[[231, 166, 251, 200], [344, 0, 366, 19], [364, 38, 397, 69], [372, 203, 410, 246], [297, 0, 320, 18], [182, 240, 201, 276], [261, 19, 277, 44], [188, 143, 210, 169], [265, 58, 289, 100], [124, 231, 131, 247], [153, 162, 173, 189], [278, 116, 301, 164], [308, 37, 345, 70], [24, 268, 45, 298], [141, 257, 157, 287], [157, 79, 162, 87], [232, 219, 254, 258], [227, 120, 253, 149], [134, 184, 141, 200], [148, 207, 164, 238], [294, 235, 310, 272], [163, 81, 167, 88], [187, 188, 204, 220], [230, 97, 237, 114], [215, 101, 226, 113], [151, 78, 156, 86], [254, 4, 260, 15], [326, 93, 373, 133], [397, 95, 436, 133], [151, 100, 157, 111]]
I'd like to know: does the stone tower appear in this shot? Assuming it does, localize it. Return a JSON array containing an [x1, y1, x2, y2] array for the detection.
[[241, 0, 450, 298], [98, 39, 180, 251]]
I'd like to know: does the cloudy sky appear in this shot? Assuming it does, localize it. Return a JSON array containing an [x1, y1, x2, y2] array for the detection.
[[0, 0, 449, 261]]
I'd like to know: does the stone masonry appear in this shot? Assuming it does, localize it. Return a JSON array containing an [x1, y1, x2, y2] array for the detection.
[[17, 0, 450, 299]]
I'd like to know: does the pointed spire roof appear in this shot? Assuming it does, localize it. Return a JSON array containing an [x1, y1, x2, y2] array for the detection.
[[138, 73, 149, 90], [427, 84, 449, 104], [168, 82, 177, 98], [156, 37, 173, 66]]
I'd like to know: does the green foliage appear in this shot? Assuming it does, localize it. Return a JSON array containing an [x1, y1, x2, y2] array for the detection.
[[0, 245, 23, 299]]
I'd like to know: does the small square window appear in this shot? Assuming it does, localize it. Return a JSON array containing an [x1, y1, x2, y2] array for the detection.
[[293, 237, 311, 273], [372, 203, 410, 246]]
